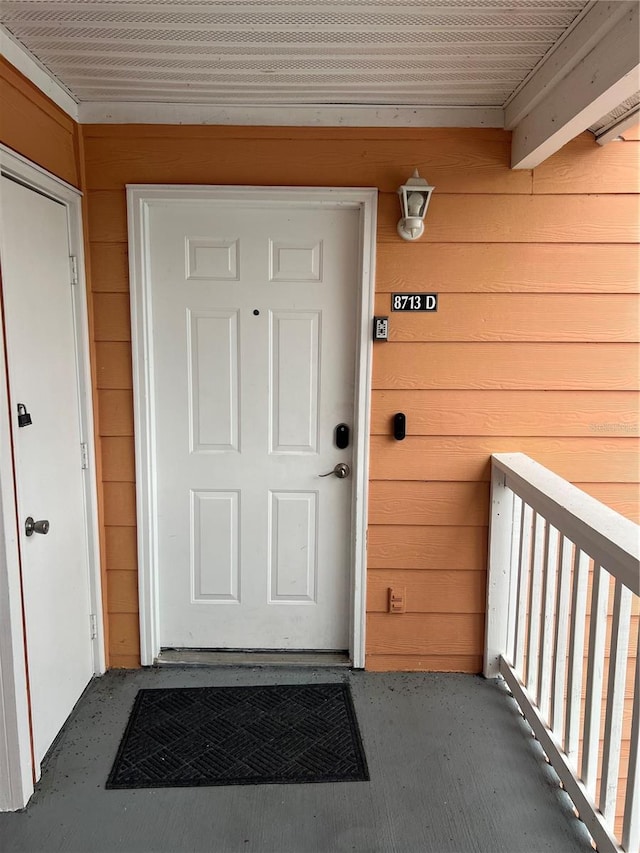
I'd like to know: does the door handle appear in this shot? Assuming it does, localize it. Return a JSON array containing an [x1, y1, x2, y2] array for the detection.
[[319, 462, 350, 479], [25, 516, 50, 536]]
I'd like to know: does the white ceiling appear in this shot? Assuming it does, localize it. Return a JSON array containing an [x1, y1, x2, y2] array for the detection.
[[1, 1, 639, 166], [0, 0, 591, 107]]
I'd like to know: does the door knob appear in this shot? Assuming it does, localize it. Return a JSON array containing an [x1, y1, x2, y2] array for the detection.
[[319, 462, 350, 479], [25, 517, 50, 536]]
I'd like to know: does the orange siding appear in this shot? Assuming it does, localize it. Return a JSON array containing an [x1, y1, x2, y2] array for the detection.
[[0, 61, 112, 661], [622, 123, 640, 141], [77, 123, 640, 672], [0, 57, 80, 188]]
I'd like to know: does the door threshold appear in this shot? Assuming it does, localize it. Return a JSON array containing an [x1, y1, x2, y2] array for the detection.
[[155, 649, 351, 668]]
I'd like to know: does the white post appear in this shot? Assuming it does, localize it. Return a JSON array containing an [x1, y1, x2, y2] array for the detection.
[[484, 463, 515, 677]]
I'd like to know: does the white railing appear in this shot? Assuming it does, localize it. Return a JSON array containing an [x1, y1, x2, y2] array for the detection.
[[484, 453, 639, 853]]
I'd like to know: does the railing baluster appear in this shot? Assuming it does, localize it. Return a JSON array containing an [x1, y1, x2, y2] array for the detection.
[[622, 629, 640, 853], [526, 512, 545, 702], [506, 497, 523, 665], [487, 453, 639, 853], [538, 524, 559, 723], [514, 502, 533, 678], [550, 534, 572, 734], [582, 563, 611, 798], [599, 578, 632, 826], [565, 548, 589, 767]]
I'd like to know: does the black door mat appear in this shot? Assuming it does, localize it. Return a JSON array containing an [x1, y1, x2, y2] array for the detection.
[[106, 682, 369, 789]]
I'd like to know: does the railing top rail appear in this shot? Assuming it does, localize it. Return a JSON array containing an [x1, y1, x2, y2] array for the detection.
[[492, 453, 639, 596]]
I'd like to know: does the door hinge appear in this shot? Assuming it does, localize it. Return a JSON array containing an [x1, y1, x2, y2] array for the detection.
[[80, 442, 89, 470], [90, 613, 98, 640], [69, 255, 78, 286]]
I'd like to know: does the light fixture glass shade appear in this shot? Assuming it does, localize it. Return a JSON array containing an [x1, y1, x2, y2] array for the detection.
[[397, 169, 434, 241]]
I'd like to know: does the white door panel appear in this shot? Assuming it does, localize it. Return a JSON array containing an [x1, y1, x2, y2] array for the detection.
[[148, 201, 358, 649], [0, 176, 93, 765]]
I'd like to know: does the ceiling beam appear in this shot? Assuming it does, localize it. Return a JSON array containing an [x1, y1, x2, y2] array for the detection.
[[78, 101, 503, 127], [504, 1, 630, 131], [510, 0, 640, 169], [594, 105, 640, 145]]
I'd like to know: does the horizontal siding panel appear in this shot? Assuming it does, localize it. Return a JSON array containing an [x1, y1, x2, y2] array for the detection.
[[373, 343, 639, 390], [371, 390, 639, 437], [87, 191, 127, 242], [367, 612, 484, 655], [597, 617, 638, 660], [95, 342, 133, 389], [376, 243, 640, 294], [528, 655, 637, 699], [106, 571, 139, 614], [82, 131, 529, 194], [89, 242, 129, 293], [608, 657, 636, 703], [367, 569, 485, 613], [368, 481, 489, 526], [533, 134, 640, 194], [595, 743, 631, 781], [98, 389, 134, 436], [93, 293, 131, 342], [377, 193, 640, 243], [366, 654, 482, 672], [109, 654, 141, 669], [368, 525, 487, 570], [103, 483, 137, 526], [82, 125, 511, 142], [576, 483, 640, 522], [375, 293, 638, 342], [108, 613, 140, 658], [369, 435, 639, 482], [101, 437, 135, 483], [0, 58, 79, 187], [585, 584, 640, 618], [86, 193, 640, 250], [0, 59, 74, 132], [578, 696, 635, 739], [577, 655, 637, 700], [104, 526, 138, 572]]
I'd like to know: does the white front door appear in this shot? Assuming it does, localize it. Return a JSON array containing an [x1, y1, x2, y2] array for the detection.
[[0, 176, 93, 766], [145, 198, 360, 650]]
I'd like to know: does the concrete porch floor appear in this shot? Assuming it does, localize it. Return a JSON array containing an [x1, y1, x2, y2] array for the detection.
[[0, 667, 593, 853]]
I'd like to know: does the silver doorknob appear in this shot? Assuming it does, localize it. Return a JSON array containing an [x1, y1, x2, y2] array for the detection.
[[319, 462, 350, 479], [25, 517, 50, 536]]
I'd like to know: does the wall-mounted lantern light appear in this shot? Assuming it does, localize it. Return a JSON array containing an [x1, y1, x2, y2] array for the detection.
[[397, 169, 435, 241]]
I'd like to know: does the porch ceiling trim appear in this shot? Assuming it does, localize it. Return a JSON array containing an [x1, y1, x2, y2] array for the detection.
[[509, 0, 640, 169], [76, 101, 503, 127]]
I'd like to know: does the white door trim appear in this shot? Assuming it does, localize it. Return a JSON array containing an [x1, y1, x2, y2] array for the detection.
[[0, 145, 104, 811], [128, 185, 377, 668]]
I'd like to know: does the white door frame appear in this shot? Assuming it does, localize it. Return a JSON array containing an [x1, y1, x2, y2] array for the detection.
[[128, 185, 377, 668], [0, 146, 104, 811]]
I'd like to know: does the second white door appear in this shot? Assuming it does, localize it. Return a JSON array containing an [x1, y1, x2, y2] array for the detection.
[[1, 175, 93, 767], [146, 197, 360, 650]]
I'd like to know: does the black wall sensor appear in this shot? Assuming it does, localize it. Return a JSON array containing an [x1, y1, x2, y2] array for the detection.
[[393, 412, 406, 441]]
